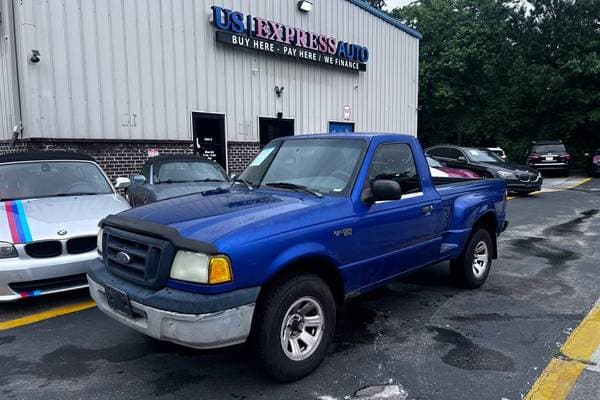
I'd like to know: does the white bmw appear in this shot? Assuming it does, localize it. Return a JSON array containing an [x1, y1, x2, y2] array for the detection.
[[0, 152, 130, 302]]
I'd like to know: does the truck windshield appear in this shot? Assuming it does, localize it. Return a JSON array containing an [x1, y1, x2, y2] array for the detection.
[[239, 138, 366, 196], [0, 161, 113, 201]]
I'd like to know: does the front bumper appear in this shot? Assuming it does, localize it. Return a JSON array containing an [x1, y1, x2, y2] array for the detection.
[[506, 182, 543, 193], [504, 177, 543, 193], [528, 162, 569, 171], [87, 260, 260, 349], [0, 250, 95, 302]]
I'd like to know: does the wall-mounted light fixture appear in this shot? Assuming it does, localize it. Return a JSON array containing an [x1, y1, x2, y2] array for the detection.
[[297, 0, 313, 12], [274, 86, 285, 97], [30, 49, 40, 64]]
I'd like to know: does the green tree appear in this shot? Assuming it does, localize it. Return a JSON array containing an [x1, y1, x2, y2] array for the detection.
[[391, 0, 600, 163], [366, 0, 387, 10]]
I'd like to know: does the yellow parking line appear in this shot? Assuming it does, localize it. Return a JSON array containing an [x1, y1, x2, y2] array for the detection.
[[566, 177, 593, 190], [562, 302, 600, 362], [525, 303, 600, 400], [0, 300, 96, 331], [508, 177, 593, 201]]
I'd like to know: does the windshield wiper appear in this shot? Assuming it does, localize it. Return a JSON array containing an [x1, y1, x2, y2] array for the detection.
[[193, 179, 227, 183], [231, 177, 255, 190], [155, 179, 189, 184], [54, 192, 98, 197], [264, 182, 323, 198]]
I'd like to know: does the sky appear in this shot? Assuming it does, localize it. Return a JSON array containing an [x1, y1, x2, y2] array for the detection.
[[384, 0, 413, 10]]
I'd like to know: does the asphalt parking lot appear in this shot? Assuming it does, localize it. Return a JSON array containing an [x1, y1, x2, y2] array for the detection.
[[1, 177, 599, 400]]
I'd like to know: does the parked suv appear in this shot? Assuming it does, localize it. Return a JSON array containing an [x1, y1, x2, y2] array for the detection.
[[585, 149, 600, 177], [527, 140, 570, 176]]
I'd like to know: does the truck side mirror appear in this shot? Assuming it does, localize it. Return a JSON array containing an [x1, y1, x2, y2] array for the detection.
[[371, 179, 403, 202]]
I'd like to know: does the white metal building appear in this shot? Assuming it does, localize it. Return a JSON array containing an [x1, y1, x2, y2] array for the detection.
[[0, 0, 420, 174]]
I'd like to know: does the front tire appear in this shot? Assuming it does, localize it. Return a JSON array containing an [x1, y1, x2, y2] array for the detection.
[[450, 228, 493, 289], [253, 274, 336, 382]]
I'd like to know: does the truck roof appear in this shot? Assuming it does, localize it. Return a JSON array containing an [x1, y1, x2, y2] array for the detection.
[[278, 133, 418, 142]]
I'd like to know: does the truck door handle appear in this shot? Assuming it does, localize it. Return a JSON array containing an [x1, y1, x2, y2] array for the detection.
[[421, 205, 434, 215]]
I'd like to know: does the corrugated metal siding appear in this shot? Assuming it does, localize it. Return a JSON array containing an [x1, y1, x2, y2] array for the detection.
[[11, 0, 418, 141], [0, 0, 20, 141]]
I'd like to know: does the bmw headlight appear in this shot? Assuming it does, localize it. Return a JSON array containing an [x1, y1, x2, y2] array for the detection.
[[170, 251, 232, 285], [0, 242, 17, 259], [497, 171, 517, 180]]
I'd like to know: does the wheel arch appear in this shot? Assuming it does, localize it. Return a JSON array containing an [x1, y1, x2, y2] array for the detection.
[[259, 255, 346, 307], [472, 211, 498, 258]]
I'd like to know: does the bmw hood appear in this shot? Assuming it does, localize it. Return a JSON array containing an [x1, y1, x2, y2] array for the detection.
[[0, 194, 130, 244], [150, 181, 230, 201], [481, 161, 539, 175]]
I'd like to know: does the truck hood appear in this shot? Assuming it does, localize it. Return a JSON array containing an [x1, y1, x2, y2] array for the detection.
[[0, 194, 130, 244], [149, 181, 230, 201], [121, 189, 347, 245]]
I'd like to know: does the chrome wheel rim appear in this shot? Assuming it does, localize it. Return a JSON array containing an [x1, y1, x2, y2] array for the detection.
[[280, 296, 324, 362], [472, 241, 489, 278]]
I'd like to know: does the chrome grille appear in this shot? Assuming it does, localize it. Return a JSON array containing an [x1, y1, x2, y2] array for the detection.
[[103, 226, 174, 289]]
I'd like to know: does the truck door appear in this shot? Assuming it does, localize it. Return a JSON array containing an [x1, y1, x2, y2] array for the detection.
[[352, 143, 442, 289]]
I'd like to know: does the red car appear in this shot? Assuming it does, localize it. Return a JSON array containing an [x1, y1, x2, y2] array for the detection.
[[427, 156, 480, 179]]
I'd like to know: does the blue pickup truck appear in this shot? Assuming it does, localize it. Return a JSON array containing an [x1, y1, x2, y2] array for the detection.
[[88, 134, 508, 381]]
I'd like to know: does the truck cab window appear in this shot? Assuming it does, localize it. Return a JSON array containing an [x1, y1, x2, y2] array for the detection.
[[368, 143, 421, 194]]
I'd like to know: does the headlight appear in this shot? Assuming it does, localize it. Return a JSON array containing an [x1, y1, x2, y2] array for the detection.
[[497, 171, 517, 180], [0, 242, 17, 259], [97, 228, 104, 253], [170, 251, 232, 285]]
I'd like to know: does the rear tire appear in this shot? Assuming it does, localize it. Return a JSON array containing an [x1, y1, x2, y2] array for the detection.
[[252, 274, 336, 382], [450, 228, 493, 289]]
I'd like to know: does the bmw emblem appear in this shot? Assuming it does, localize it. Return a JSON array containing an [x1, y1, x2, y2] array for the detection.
[[57, 229, 67, 236], [116, 251, 132, 265]]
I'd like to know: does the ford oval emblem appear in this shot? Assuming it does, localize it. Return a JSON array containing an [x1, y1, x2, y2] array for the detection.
[[116, 251, 132, 264], [57, 229, 67, 236]]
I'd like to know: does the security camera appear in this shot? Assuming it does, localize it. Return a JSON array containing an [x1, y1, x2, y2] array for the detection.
[[30, 50, 40, 64], [274, 86, 285, 97]]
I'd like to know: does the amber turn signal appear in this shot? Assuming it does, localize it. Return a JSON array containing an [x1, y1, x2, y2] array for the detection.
[[208, 256, 233, 284]]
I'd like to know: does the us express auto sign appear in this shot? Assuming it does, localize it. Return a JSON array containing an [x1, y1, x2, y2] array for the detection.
[[211, 6, 369, 72]]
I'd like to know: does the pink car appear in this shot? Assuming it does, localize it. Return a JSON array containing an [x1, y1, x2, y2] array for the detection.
[[427, 156, 480, 179]]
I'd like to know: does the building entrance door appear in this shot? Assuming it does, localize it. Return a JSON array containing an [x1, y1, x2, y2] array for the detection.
[[192, 112, 226, 169], [259, 117, 294, 147]]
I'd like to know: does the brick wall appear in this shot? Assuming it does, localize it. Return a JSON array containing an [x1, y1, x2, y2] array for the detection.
[[227, 141, 261, 174], [0, 139, 263, 179], [0, 141, 30, 154], [0, 139, 194, 181]]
